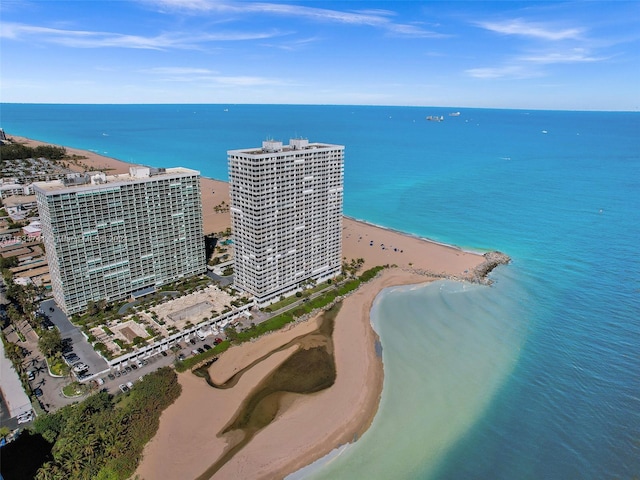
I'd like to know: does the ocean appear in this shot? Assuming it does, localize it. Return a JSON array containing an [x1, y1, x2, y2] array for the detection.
[[2, 104, 639, 479]]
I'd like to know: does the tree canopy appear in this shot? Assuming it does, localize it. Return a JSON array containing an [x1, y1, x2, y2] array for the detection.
[[0, 143, 67, 161], [32, 367, 181, 480], [38, 328, 63, 359]]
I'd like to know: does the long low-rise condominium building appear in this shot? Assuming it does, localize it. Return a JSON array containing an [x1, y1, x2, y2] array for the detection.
[[34, 166, 206, 314], [228, 138, 344, 304]]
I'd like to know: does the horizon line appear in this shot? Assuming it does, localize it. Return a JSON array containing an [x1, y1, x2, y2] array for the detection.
[[0, 102, 637, 114]]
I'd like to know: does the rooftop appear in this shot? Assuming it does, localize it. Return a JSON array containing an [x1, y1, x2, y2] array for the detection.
[[32, 166, 200, 194], [228, 138, 344, 156]]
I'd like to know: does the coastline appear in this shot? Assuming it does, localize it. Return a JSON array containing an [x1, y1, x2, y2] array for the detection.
[[7, 134, 495, 479]]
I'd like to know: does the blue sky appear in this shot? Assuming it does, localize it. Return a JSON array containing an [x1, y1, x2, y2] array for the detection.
[[1, 1, 638, 110]]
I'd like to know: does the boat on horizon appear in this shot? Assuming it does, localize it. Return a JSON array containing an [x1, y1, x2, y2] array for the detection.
[[426, 115, 444, 122], [449, 112, 461, 117]]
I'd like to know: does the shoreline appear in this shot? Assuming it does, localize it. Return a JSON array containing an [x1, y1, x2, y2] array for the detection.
[[6, 133, 501, 479], [343, 214, 484, 255]]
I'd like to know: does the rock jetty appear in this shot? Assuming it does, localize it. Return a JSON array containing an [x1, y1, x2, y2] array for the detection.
[[470, 251, 511, 284]]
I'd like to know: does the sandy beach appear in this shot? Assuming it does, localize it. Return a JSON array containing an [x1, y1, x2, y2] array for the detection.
[[8, 134, 488, 479]]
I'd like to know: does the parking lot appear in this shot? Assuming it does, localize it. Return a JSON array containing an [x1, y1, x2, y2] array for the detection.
[[98, 331, 224, 394], [41, 299, 109, 376]]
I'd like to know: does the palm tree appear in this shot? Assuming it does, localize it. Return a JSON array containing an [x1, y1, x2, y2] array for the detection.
[[35, 461, 64, 480]]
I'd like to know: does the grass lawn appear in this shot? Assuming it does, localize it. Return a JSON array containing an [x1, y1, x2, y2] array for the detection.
[[48, 360, 68, 377], [62, 382, 87, 397]]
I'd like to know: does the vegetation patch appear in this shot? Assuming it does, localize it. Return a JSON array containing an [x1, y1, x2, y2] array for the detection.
[[62, 382, 87, 397], [48, 360, 68, 377], [0, 143, 66, 161], [175, 340, 231, 373], [32, 367, 181, 480]]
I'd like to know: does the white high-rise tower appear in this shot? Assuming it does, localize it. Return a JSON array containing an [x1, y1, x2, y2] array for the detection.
[[228, 139, 344, 303], [34, 166, 206, 314]]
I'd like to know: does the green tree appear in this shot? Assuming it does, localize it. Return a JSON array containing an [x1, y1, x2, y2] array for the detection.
[[0, 255, 19, 270], [3, 340, 25, 369], [33, 368, 181, 480], [39, 328, 63, 358]]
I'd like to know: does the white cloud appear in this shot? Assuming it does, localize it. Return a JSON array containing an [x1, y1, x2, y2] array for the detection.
[[477, 18, 584, 41], [141, 67, 217, 75], [520, 49, 605, 64], [139, 68, 289, 87], [141, 0, 442, 37], [0, 21, 284, 50], [386, 23, 448, 39], [465, 65, 543, 80]]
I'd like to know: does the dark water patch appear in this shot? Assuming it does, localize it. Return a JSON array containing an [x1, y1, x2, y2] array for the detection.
[[0, 432, 53, 480], [374, 339, 383, 357], [194, 303, 341, 479]]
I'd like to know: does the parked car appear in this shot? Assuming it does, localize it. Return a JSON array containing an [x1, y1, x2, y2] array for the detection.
[[126, 381, 134, 389], [161, 350, 168, 357], [202, 344, 212, 351], [108, 373, 115, 380], [119, 384, 129, 393], [213, 337, 223, 345], [41, 319, 55, 330], [197, 347, 205, 354], [27, 370, 36, 381], [191, 349, 200, 356], [177, 353, 186, 361], [189, 338, 196, 345], [72, 362, 88, 373], [64, 353, 80, 364], [33, 388, 43, 397], [17, 411, 34, 424]]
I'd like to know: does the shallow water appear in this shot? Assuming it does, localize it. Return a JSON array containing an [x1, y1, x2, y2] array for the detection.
[[292, 270, 529, 479]]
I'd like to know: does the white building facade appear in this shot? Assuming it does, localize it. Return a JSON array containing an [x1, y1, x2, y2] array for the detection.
[[228, 139, 344, 303], [34, 167, 206, 314]]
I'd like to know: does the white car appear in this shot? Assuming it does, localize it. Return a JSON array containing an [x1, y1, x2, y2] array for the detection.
[[126, 381, 134, 389], [73, 362, 88, 373], [17, 411, 34, 424]]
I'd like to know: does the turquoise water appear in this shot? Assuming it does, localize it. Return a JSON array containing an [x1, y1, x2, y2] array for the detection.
[[2, 104, 639, 479]]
